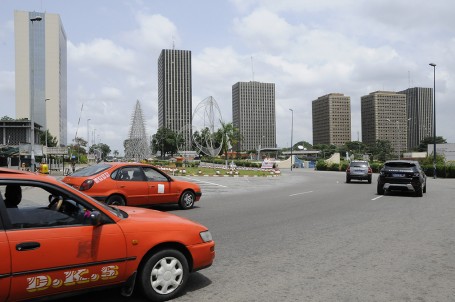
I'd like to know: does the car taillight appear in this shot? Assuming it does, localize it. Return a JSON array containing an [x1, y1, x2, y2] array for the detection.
[[346, 167, 350, 172], [80, 179, 94, 191], [368, 167, 372, 173]]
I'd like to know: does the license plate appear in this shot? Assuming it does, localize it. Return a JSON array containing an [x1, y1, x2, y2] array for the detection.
[[392, 173, 405, 177]]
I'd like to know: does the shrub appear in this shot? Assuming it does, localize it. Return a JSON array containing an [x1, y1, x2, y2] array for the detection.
[[329, 163, 339, 171], [315, 160, 327, 171]]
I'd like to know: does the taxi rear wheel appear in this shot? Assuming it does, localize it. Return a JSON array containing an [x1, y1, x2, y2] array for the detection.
[[179, 191, 195, 210], [139, 249, 189, 301], [106, 195, 126, 206]]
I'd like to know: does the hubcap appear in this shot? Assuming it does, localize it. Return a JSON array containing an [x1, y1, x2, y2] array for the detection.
[[184, 194, 194, 207], [150, 257, 183, 295]]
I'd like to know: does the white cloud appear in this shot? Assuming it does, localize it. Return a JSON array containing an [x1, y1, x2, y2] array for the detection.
[[68, 39, 137, 73], [233, 9, 296, 52], [121, 13, 179, 51]]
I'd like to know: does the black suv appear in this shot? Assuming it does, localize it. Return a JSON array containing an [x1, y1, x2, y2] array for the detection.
[[377, 160, 427, 197]]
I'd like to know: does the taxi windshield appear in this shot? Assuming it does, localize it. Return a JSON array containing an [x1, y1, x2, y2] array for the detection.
[[70, 163, 111, 177]]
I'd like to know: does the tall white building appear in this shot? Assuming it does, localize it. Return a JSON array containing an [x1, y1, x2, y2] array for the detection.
[[232, 81, 276, 151], [15, 10, 67, 146]]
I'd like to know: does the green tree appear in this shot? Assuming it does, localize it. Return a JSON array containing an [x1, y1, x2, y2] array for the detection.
[[39, 130, 58, 147], [293, 140, 312, 150], [90, 143, 111, 160], [368, 140, 394, 162], [344, 141, 368, 159], [151, 127, 183, 159], [192, 127, 219, 156], [313, 144, 338, 159], [216, 121, 241, 165], [415, 136, 447, 152], [68, 137, 88, 159]]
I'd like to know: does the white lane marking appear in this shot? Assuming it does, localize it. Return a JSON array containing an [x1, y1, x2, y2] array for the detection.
[[289, 191, 313, 197], [371, 195, 384, 200], [179, 176, 228, 188]]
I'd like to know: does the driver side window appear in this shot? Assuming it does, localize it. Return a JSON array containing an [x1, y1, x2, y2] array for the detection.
[[1, 184, 96, 230]]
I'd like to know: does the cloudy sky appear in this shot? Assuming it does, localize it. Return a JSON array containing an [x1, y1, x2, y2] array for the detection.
[[1, 0, 454, 155]]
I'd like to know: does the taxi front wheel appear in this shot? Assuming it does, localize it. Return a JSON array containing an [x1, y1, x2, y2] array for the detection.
[[139, 249, 189, 301]]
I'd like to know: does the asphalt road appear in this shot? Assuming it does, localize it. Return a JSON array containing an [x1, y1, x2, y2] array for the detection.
[[62, 169, 455, 302]]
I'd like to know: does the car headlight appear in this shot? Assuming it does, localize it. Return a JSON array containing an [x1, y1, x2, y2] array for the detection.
[[200, 230, 213, 242]]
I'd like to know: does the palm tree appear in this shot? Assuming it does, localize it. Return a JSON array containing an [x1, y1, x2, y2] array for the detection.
[[216, 121, 241, 167]]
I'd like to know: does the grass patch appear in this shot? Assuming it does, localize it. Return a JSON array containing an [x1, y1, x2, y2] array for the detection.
[[158, 166, 280, 177]]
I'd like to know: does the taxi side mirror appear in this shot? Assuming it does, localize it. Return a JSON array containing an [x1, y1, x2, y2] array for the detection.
[[89, 211, 102, 226]]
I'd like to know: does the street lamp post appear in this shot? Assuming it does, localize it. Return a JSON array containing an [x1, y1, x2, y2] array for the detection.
[[29, 15, 43, 172], [429, 63, 437, 179], [87, 118, 91, 148], [44, 98, 50, 149], [289, 109, 294, 171]]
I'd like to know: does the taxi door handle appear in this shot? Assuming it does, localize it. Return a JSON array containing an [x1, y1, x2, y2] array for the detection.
[[16, 242, 41, 251]]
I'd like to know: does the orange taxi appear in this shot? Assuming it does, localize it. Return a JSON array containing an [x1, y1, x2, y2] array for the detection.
[[62, 162, 201, 209], [0, 168, 215, 301]]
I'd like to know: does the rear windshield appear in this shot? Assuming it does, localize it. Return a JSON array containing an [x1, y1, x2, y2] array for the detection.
[[70, 163, 111, 177], [384, 162, 416, 168], [350, 162, 368, 167]]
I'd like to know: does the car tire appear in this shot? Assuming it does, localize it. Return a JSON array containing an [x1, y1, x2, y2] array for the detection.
[[423, 182, 427, 193], [139, 249, 189, 302], [179, 191, 195, 210], [368, 176, 372, 184], [106, 194, 126, 206], [415, 186, 423, 197], [377, 183, 384, 195], [346, 176, 351, 183]]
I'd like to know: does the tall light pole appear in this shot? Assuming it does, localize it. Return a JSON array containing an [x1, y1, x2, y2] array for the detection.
[[87, 118, 91, 148], [44, 98, 50, 148], [29, 15, 43, 172], [289, 108, 294, 171], [429, 63, 437, 178]]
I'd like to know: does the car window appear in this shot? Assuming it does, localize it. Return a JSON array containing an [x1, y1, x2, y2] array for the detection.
[[70, 163, 111, 177], [0, 184, 101, 230], [385, 162, 416, 168], [350, 162, 368, 167], [115, 167, 144, 181], [143, 167, 169, 182]]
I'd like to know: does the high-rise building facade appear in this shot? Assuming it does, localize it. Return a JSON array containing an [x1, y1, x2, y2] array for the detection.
[[312, 93, 351, 146], [398, 87, 433, 151], [15, 11, 67, 146], [158, 49, 192, 150], [361, 91, 407, 157], [232, 81, 276, 151]]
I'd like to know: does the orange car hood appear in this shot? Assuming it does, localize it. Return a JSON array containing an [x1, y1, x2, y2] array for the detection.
[[113, 206, 208, 242]]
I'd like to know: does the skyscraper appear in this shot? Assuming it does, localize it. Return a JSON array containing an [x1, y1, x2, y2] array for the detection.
[[15, 10, 67, 146], [398, 87, 433, 151], [158, 49, 192, 150], [232, 81, 276, 151], [312, 93, 351, 146], [361, 91, 407, 157]]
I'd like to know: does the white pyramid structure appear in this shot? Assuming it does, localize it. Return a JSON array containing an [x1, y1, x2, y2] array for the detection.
[[124, 100, 150, 161]]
